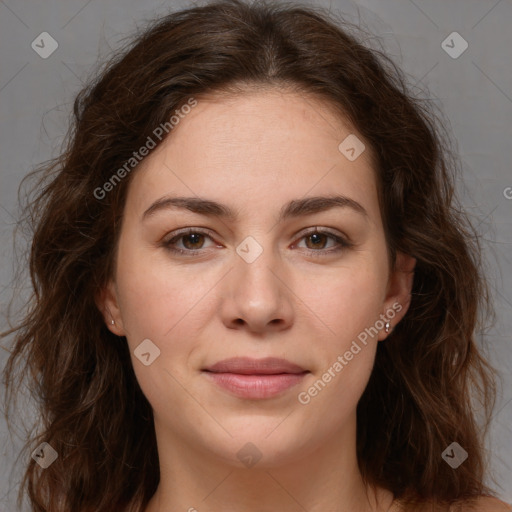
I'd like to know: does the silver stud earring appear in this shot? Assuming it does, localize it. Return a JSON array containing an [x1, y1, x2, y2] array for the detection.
[[111, 319, 115, 325], [385, 321, 391, 333]]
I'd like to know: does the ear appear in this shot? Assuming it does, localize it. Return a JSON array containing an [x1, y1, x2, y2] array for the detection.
[[95, 279, 126, 336], [378, 251, 416, 341]]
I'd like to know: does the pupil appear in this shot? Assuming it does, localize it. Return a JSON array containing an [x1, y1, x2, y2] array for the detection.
[[309, 233, 324, 248], [185, 233, 202, 248]]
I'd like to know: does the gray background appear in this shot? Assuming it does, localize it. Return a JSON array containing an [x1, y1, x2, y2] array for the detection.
[[1, 0, 511, 510]]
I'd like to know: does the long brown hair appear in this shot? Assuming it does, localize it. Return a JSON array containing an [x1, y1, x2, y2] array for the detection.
[[2, 0, 498, 510]]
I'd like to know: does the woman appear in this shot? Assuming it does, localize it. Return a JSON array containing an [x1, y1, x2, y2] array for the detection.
[[2, 0, 510, 510]]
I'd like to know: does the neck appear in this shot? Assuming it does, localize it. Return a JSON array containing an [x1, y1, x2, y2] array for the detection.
[[145, 415, 394, 512]]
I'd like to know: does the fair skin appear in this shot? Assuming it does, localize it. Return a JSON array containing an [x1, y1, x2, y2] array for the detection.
[[98, 89, 508, 512]]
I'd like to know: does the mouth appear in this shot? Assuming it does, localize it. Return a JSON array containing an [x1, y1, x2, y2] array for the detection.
[[202, 357, 310, 399]]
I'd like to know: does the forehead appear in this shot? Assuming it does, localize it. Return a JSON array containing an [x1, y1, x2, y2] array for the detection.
[[126, 89, 380, 221]]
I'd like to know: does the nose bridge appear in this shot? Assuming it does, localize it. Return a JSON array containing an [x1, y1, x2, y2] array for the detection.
[[221, 232, 293, 330], [233, 233, 281, 302]]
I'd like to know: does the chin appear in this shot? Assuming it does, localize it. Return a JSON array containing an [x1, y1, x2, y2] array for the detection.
[[202, 424, 318, 470]]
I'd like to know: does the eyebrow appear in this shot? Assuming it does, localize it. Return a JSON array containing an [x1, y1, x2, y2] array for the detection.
[[142, 194, 368, 222]]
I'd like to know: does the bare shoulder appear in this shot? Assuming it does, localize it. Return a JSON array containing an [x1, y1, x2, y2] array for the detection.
[[452, 496, 512, 512], [405, 496, 512, 512]]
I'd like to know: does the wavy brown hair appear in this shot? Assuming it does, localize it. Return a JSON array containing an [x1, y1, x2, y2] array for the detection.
[[2, 0, 499, 510]]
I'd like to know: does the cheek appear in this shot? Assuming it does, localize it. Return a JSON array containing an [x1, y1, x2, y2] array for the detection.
[[292, 263, 385, 419], [295, 260, 386, 346], [114, 250, 208, 419], [115, 237, 205, 343], [114, 233, 224, 379]]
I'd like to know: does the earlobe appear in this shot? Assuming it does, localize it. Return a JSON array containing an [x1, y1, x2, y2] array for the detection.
[[95, 280, 125, 336], [379, 251, 416, 341]]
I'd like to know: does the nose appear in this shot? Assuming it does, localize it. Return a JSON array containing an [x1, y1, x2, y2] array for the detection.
[[219, 240, 294, 334]]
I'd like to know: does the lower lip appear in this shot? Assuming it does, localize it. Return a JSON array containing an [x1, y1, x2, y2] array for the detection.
[[203, 372, 308, 399]]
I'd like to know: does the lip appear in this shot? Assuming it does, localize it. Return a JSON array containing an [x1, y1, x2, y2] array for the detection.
[[204, 357, 307, 374], [202, 357, 309, 399]]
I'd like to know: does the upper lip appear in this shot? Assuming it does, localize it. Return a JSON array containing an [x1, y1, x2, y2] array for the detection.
[[203, 357, 308, 375]]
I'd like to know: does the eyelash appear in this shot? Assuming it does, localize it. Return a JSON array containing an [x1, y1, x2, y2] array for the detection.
[[161, 227, 353, 257]]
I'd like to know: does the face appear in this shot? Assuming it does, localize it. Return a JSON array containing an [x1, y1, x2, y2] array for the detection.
[[100, 89, 415, 468]]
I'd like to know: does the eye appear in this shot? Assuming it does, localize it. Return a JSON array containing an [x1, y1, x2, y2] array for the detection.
[[161, 227, 353, 257], [162, 228, 218, 256], [294, 228, 352, 256]]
